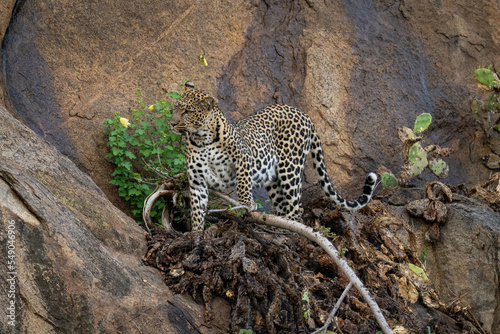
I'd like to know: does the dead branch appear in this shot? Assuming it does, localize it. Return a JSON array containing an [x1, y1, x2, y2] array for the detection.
[[312, 281, 353, 334], [143, 180, 179, 233]]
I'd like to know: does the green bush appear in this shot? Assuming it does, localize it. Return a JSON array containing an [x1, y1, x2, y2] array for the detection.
[[103, 88, 186, 222]]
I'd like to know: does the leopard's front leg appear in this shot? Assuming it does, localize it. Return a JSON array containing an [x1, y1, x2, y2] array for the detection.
[[236, 153, 257, 213], [187, 159, 209, 232]]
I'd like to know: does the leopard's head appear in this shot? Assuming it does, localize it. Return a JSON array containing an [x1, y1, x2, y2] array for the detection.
[[170, 83, 215, 134]]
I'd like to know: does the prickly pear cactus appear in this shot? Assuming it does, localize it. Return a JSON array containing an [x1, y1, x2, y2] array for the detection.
[[413, 113, 432, 134], [429, 158, 449, 178], [405, 127, 417, 139], [381, 172, 398, 189], [408, 142, 428, 177], [474, 65, 500, 89]]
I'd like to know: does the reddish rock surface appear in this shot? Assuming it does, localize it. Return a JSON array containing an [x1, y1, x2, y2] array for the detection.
[[1, 1, 499, 208]]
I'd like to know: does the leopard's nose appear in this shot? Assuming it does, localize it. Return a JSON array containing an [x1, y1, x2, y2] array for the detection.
[[170, 112, 181, 127]]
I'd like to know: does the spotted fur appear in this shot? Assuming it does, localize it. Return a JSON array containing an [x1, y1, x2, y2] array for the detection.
[[170, 84, 377, 231]]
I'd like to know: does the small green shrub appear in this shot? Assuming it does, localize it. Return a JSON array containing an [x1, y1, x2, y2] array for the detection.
[[382, 113, 450, 188], [313, 225, 337, 240], [238, 330, 253, 334], [103, 87, 186, 222]]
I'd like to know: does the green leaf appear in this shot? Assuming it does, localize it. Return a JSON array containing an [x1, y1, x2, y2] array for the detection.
[[475, 66, 499, 89], [125, 151, 136, 159], [128, 188, 142, 196], [408, 143, 419, 162], [409, 263, 428, 281], [498, 123, 500, 132], [413, 113, 432, 133], [111, 147, 123, 156], [167, 91, 181, 100], [381, 172, 398, 189], [122, 161, 132, 170], [238, 330, 253, 334], [405, 128, 416, 139]]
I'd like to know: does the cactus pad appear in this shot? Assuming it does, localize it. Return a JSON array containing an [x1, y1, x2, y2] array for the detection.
[[413, 113, 432, 134], [429, 158, 449, 178], [381, 172, 398, 189], [408, 143, 428, 177]]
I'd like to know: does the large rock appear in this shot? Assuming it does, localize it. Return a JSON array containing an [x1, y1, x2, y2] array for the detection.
[[429, 203, 500, 332], [389, 189, 500, 332], [1, 1, 499, 208], [0, 105, 229, 333], [0, 0, 16, 107]]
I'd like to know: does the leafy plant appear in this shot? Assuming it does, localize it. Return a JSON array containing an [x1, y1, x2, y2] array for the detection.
[[382, 113, 449, 189], [255, 198, 271, 209], [338, 247, 349, 257], [238, 330, 253, 334], [473, 65, 500, 114], [103, 87, 186, 222], [313, 225, 337, 240], [302, 289, 311, 322]]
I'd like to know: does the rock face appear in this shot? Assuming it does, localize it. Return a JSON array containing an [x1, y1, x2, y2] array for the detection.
[[1, 0, 499, 208], [389, 189, 500, 332], [431, 203, 500, 332], [0, 105, 229, 333]]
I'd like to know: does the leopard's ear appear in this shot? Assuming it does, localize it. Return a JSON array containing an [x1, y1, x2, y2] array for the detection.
[[184, 82, 195, 90], [198, 96, 215, 111]]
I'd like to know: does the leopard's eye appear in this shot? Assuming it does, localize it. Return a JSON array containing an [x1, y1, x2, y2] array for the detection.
[[182, 109, 193, 115]]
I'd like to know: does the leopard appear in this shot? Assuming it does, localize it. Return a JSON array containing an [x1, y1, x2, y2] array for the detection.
[[170, 83, 377, 231]]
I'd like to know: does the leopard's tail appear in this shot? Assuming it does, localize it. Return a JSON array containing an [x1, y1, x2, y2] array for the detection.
[[309, 130, 377, 210]]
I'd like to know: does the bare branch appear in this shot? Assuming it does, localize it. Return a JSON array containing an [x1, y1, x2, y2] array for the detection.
[[207, 205, 250, 213], [143, 184, 177, 233], [311, 281, 353, 334], [141, 157, 170, 178]]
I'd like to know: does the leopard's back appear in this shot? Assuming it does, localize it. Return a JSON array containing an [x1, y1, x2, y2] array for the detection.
[[235, 105, 314, 190]]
